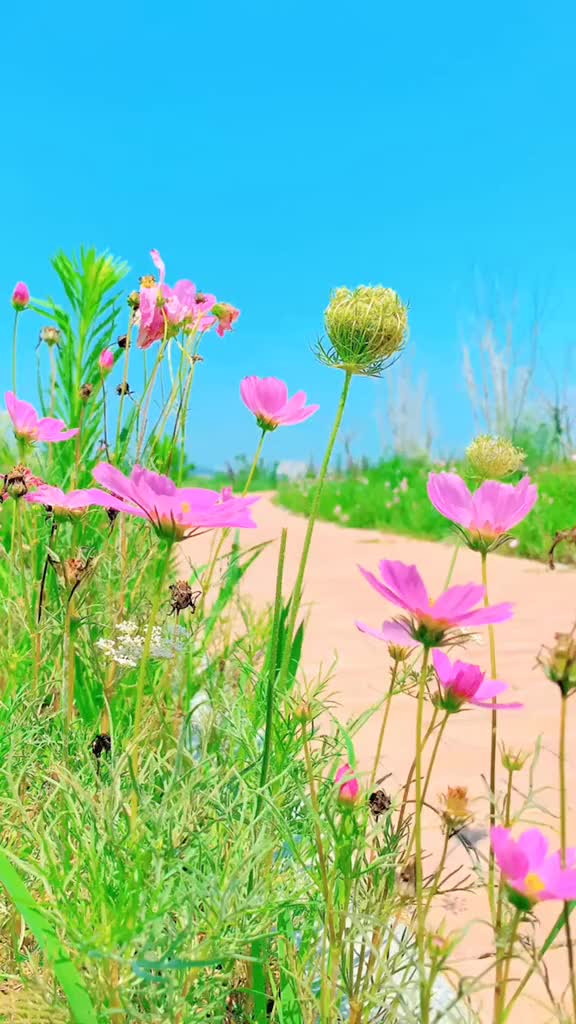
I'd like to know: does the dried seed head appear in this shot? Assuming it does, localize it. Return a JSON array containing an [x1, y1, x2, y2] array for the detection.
[[466, 435, 525, 480], [538, 627, 576, 697], [61, 556, 93, 589], [169, 580, 201, 615], [79, 383, 94, 401], [439, 785, 472, 835], [398, 856, 417, 896], [369, 788, 392, 820], [39, 325, 61, 347], [3, 464, 43, 499], [321, 285, 408, 376]]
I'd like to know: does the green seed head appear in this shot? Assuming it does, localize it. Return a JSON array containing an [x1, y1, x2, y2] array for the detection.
[[320, 285, 408, 376], [466, 435, 525, 480]]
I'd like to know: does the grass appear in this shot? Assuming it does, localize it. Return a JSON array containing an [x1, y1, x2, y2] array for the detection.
[[276, 455, 576, 563]]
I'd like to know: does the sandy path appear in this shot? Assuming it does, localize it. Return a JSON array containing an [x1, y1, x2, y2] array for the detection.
[[184, 494, 576, 1023]]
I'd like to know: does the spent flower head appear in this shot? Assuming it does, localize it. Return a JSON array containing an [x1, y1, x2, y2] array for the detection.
[[320, 285, 408, 376], [466, 435, 525, 480], [500, 744, 530, 773], [537, 627, 576, 698], [39, 325, 61, 347], [439, 785, 473, 835]]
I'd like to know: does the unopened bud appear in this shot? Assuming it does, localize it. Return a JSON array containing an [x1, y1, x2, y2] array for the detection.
[[12, 282, 30, 311], [500, 744, 530, 773]]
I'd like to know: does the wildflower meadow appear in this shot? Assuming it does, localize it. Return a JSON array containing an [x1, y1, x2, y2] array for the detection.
[[1, 247, 576, 1024]]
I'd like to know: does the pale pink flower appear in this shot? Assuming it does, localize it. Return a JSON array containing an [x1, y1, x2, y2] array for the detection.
[[427, 472, 538, 540], [356, 559, 513, 649], [5, 392, 79, 444], [491, 826, 576, 903], [25, 484, 125, 518], [335, 763, 360, 806], [99, 348, 115, 372], [432, 649, 522, 711], [241, 376, 319, 431], [89, 463, 258, 541], [12, 282, 30, 311], [137, 250, 217, 349]]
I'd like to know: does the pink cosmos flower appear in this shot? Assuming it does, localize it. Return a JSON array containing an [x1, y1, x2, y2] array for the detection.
[[356, 559, 513, 648], [212, 302, 240, 337], [88, 463, 258, 540], [241, 376, 319, 431], [5, 392, 79, 444], [25, 484, 126, 519], [491, 826, 576, 904], [12, 282, 30, 311], [137, 250, 217, 349], [432, 649, 521, 711], [99, 348, 115, 372], [427, 472, 538, 540], [335, 763, 360, 806]]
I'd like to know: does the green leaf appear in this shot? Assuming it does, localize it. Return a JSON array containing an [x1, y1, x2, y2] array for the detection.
[[0, 850, 98, 1024]]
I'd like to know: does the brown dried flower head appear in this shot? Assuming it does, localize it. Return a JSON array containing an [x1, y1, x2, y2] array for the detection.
[[439, 785, 472, 834], [79, 383, 94, 401], [40, 325, 62, 347], [538, 627, 576, 698], [3, 464, 43, 499]]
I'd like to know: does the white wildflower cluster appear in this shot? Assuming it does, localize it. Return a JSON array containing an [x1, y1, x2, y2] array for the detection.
[[96, 620, 187, 669]]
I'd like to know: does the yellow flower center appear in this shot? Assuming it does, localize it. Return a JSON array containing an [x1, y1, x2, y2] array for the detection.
[[524, 872, 545, 899]]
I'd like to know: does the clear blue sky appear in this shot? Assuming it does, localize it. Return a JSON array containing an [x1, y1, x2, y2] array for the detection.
[[1, 0, 575, 469]]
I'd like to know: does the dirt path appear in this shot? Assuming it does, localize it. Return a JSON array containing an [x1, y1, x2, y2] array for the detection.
[[184, 494, 576, 1022]]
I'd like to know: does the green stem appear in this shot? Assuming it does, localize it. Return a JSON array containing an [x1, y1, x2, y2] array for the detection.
[[369, 661, 398, 791], [129, 544, 173, 832], [443, 540, 460, 589], [101, 375, 110, 460], [405, 712, 449, 862], [396, 706, 440, 836], [276, 371, 352, 693], [495, 910, 522, 1022], [481, 551, 499, 925], [114, 322, 133, 462], [11, 310, 19, 395], [200, 430, 267, 602], [559, 695, 576, 1020], [252, 528, 287, 830], [415, 646, 431, 1024]]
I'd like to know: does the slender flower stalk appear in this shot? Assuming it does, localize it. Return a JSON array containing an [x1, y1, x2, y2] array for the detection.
[[414, 646, 431, 1024], [114, 321, 134, 462], [12, 311, 19, 396], [129, 545, 173, 832], [482, 550, 499, 923], [369, 660, 399, 791], [201, 430, 267, 602], [559, 695, 576, 1020], [495, 910, 522, 1022], [276, 371, 352, 692]]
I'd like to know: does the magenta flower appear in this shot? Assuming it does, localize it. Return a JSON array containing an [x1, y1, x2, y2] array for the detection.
[[99, 348, 115, 372], [241, 376, 319, 432], [89, 463, 258, 540], [25, 484, 126, 519], [212, 302, 240, 337], [356, 559, 513, 648], [137, 250, 217, 349], [427, 472, 538, 543], [5, 392, 79, 444], [491, 827, 576, 905], [432, 649, 521, 711], [335, 763, 360, 806], [12, 282, 30, 311]]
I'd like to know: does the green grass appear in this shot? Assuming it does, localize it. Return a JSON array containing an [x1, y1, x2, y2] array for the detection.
[[276, 456, 576, 563]]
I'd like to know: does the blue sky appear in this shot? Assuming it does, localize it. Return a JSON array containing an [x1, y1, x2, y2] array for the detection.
[[1, 0, 575, 469]]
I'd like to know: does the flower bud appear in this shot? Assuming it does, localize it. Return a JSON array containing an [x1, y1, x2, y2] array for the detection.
[[293, 700, 313, 723], [388, 642, 412, 663], [127, 290, 140, 310], [212, 302, 240, 336], [335, 763, 360, 807], [12, 282, 30, 311], [321, 285, 408, 376], [99, 348, 114, 372], [466, 435, 525, 480], [538, 628, 576, 698], [500, 744, 529, 773]]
